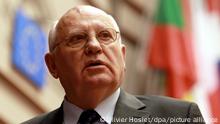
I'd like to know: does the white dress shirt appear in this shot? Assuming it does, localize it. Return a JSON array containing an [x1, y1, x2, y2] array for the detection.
[[63, 88, 120, 124]]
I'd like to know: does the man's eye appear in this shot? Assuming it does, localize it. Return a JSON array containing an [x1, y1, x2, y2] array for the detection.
[[66, 34, 87, 47], [98, 31, 113, 41], [71, 34, 87, 42]]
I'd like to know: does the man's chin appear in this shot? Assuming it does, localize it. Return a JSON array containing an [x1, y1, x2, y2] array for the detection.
[[83, 74, 114, 87]]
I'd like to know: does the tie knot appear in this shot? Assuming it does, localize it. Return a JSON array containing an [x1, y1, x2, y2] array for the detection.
[[77, 109, 107, 124]]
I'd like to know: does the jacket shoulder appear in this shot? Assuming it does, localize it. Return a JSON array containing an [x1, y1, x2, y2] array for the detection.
[[21, 108, 62, 124], [136, 95, 202, 117], [137, 95, 193, 108]]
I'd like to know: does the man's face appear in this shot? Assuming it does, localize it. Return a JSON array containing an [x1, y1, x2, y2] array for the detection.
[[45, 7, 126, 99]]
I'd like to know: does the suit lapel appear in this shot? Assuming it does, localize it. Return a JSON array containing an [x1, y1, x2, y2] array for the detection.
[[112, 90, 150, 124], [42, 103, 64, 124], [42, 91, 150, 124]]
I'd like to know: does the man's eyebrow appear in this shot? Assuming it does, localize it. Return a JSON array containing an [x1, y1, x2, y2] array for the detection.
[[89, 22, 116, 31]]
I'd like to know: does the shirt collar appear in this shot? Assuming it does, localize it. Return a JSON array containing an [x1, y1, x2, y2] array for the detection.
[[63, 98, 83, 124], [63, 88, 120, 124], [95, 88, 120, 123]]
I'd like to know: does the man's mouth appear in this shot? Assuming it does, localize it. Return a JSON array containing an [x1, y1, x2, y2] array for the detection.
[[85, 60, 106, 68], [83, 60, 111, 73]]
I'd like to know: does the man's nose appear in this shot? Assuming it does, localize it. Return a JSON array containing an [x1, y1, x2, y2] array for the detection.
[[85, 38, 102, 55]]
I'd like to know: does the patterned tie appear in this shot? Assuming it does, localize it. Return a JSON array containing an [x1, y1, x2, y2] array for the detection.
[[77, 109, 108, 124]]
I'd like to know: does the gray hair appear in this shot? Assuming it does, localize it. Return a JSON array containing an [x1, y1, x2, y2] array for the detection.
[[48, 21, 58, 52]]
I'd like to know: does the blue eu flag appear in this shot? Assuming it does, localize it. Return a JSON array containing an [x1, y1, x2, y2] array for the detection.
[[12, 9, 47, 88]]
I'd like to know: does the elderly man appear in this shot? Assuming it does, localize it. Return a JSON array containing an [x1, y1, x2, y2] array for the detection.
[[22, 5, 205, 124]]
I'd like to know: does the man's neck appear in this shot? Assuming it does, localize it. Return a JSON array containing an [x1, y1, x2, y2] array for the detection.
[[63, 88, 120, 124], [66, 88, 119, 109]]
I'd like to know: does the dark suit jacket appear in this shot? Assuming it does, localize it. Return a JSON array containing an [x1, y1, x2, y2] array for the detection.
[[21, 90, 205, 124]]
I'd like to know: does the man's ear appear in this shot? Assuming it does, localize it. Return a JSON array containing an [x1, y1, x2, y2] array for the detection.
[[121, 44, 126, 70], [45, 53, 58, 79], [121, 44, 126, 61]]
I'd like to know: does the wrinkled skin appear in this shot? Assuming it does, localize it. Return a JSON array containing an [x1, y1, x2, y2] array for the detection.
[[45, 6, 126, 109]]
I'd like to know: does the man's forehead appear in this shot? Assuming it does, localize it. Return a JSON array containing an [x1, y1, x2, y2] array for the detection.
[[60, 6, 110, 24], [71, 5, 108, 16], [48, 5, 120, 51], [57, 5, 118, 30]]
